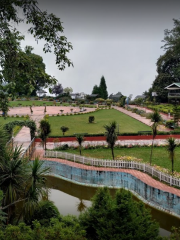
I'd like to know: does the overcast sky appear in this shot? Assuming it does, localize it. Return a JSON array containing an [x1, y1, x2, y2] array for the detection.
[[19, 0, 180, 98]]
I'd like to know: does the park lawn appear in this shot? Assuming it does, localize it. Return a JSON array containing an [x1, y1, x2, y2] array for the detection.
[[48, 109, 151, 136], [0, 116, 26, 135], [63, 146, 180, 173]]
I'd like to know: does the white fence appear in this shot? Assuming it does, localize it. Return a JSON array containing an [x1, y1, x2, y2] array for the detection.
[[21, 137, 36, 159], [44, 151, 180, 188]]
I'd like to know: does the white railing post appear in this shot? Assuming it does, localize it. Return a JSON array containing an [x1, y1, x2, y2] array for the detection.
[[56, 151, 57, 158], [83, 156, 84, 164], [152, 168, 153, 177], [170, 176, 172, 186], [144, 163, 145, 172], [159, 172, 161, 181], [74, 154, 75, 162]]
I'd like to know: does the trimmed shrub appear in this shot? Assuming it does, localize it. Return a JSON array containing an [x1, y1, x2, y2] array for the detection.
[[89, 116, 95, 123]]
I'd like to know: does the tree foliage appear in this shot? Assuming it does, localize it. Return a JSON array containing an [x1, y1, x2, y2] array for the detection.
[[104, 121, 117, 160], [149, 19, 180, 103], [92, 76, 108, 99], [60, 126, 69, 136], [0, 0, 73, 72], [76, 134, 85, 155], [166, 137, 177, 174], [4, 46, 58, 96], [52, 83, 63, 96], [79, 187, 161, 240], [39, 120, 51, 150], [149, 110, 162, 165]]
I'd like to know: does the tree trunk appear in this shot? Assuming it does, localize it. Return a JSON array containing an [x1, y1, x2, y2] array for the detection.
[[111, 147, 114, 160], [172, 158, 174, 175]]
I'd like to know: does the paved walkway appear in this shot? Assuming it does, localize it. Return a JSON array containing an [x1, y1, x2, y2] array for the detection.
[[33, 148, 180, 197], [113, 106, 170, 132]]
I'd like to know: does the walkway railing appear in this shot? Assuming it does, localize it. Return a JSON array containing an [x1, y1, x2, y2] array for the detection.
[[21, 137, 36, 159], [44, 150, 180, 188]]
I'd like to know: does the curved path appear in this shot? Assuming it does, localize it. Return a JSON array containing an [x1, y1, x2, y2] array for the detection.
[[113, 106, 170, 132], [33, 148, 180, 197]]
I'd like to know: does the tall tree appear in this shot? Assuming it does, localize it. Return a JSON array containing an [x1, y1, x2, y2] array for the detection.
[[99, 76, 108, 99], [39, 120, 51, 150], [92, 85, 100, 95], [149, 110, 162, 165], [76, 134, 85, 156], [3, 46, 57, 96], [150, 19, 180, 103], [166, 137, 177, 175], [0, 0, 73, 73], [104, 121, 117, 160], [52, 83, 63, 96], [63, 87, 73, 95]]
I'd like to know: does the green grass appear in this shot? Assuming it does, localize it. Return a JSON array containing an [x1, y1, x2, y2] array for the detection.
[[8, 100, 97, 108], [0, 116, 26, 136], [9, 100, 61, 107], [62, 146, 180, 173], [48, 109, 151, 136]]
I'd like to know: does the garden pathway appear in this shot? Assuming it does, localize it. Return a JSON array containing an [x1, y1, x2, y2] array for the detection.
[[113, 106, 170, 132]]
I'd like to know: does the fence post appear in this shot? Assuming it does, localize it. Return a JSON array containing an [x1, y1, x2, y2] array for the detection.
[[170, 176, 172, 186], [74, 154, 75, 162], [144, 163, 145, 172], [152, 167, 153, 177], [83, 156, 84, 164], [56, 151, 57, 158], [159, 172, 161, 181]]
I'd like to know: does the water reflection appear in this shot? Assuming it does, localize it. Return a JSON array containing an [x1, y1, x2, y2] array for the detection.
[[46, 176, 180, 237]]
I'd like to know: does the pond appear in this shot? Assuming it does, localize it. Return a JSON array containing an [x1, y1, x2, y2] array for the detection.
[[46, 176, 180, 238]]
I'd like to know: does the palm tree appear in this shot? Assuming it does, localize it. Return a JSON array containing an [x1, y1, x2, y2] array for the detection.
[[166, 137, 177, 175], [19, 157, 50, 223], [0, 146, 28, 221], [149, 110, 162, 165], [60, 126, 69, 136], [76, 134, 85, 155], [104, 121, 117, 160], [39, 119, 51, 150]]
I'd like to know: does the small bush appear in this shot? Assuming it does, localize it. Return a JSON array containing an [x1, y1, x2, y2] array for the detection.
[[89, 116, 95, 123], [166, 120, 174, 128]]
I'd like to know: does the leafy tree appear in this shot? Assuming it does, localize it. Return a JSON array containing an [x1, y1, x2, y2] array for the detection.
[[0, 90, 9, 118], [52, 83, 63, 96], [119, 95, 127, 107], [60, 126, 69, 136], [104, 121, 117, 160], [91, 76, 108, 99], [0, 0, 73, 75], [99, 76, 108, 99], [0, 218, 86, 240], [166, 137, 177, 174], [39, 120, 51, 150], [92, 85, 100, 95], [149, 110, 162, 165], [63, 87, 73, 95], [76, 134, 85, 155], [2, 46, 58, 96], [79, 187, 160, 240], [150, 19, 180, 103]]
